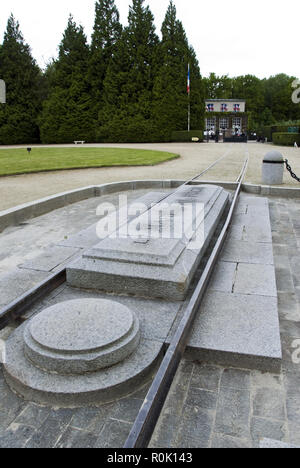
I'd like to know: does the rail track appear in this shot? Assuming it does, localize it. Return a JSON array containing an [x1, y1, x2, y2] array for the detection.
[[124, 155, 249, 448], [0, 147, 245, 330], [0, 151, 249, 448]]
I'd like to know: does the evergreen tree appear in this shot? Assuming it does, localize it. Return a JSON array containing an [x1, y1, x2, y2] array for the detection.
[[39, 15, 93, 143], [89, 0, 122, 123], [0, 15, 43, 144], [98, 0, 159, 142], [152, 1, 204, 140]]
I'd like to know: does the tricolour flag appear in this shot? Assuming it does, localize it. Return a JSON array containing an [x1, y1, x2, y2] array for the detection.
[[187, 64, 190, 95]]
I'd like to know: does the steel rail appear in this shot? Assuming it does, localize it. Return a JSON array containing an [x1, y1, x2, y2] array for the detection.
[[125, 147, 233, 211], [124, 156, 249, 448], [191, 147, 232, 181], [0, 267, 66, 330], [0, 151, 235, 331], [236, 151, 249, 183]]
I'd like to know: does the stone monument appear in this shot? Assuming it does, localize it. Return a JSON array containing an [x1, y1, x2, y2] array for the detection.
[[67, 185, 229, 300], [4, 184, 230, 406], [4, 298, 163, 406]]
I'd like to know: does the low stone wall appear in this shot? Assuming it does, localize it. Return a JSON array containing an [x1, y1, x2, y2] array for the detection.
[[0, 179, 300, 234]]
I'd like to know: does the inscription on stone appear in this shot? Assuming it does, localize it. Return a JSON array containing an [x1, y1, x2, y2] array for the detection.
[[67, 185, 229, 300]]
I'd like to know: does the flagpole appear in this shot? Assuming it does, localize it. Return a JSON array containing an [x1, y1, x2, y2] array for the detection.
[[187, 64, 190, 132]]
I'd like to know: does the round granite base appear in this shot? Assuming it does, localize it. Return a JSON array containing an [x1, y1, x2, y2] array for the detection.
[[4, 299, 163, 407], [24, 299, 140, 374]]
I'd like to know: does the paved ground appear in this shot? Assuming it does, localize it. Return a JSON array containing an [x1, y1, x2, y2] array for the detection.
[[0, 190, 146, 275], [0, 142, 299, 211], [151, 196, 300, 448], [0, 190, 300, 448]]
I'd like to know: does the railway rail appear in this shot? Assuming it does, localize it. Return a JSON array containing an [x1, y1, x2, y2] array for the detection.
[[124, 156, 249, 448], [0, 147, 243, 331], [0, 151, 249, 448]]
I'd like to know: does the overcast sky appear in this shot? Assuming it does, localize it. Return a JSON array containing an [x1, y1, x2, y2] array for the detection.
[[0, 0, 299, 79]]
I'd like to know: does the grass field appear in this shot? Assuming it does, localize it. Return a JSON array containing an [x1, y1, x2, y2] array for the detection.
[[0, 147, 179, 176]]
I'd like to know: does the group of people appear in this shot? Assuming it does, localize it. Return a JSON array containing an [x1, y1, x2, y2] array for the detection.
[[205, 128, 247, 142]]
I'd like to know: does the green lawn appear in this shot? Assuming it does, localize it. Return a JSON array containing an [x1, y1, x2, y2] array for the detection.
[[0, 147, 179, 176]]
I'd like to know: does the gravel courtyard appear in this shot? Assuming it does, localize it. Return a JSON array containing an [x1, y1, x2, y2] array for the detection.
[[0, 141, 299, 211]]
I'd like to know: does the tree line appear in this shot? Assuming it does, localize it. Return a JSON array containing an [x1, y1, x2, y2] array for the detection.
[[203, 73, 300, 133], [0, 0, 299, 145], [0, 0, 203, 144]]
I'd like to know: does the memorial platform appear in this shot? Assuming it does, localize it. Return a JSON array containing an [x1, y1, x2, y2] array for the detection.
[[0, 180, 294, 448], [67, 185, 229, 300]]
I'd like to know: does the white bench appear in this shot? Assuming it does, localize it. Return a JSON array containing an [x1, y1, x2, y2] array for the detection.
[[74, 141, 85, 145]]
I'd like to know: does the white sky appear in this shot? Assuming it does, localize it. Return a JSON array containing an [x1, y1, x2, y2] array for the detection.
[[0, 0, 299, 79]]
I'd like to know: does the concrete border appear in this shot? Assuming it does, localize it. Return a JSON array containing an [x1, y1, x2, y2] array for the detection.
[[0, 180, 171, 233], [1, 179, 300, 233], [243, 183, 300, 198]]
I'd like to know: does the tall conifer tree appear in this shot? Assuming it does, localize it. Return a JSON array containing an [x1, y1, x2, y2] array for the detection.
[[39, 15, 92, 143], [0, 15, 43, 144], [98, 0, 159, 142], [152, 1, 204, 140], [89, 0, 122, 123]]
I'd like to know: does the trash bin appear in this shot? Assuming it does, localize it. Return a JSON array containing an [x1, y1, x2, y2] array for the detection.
[[262, 151, 284, 185]]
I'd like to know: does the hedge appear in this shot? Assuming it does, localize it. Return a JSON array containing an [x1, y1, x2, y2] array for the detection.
[[276, 125, 299, 133], [171, 130, 204, 142], [264, 124, 300, 142], [273, 133, 300, 146]]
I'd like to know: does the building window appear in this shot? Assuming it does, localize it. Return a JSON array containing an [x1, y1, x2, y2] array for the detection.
[[206, 117, 216, 131], [219, 118, 229, 130], [233, 104, 241, 112], [206, 104, 214, 112], [232, 117, 242, 129], [221, 103, 228, 112]]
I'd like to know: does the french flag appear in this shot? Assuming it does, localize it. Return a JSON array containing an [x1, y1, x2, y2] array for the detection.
[[187, 64, 190, 95]]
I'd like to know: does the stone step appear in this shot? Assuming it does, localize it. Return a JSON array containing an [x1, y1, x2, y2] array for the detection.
[[4, 298, 162, 407], [66, 185, 230, 300], [178, 195, 282, 373]]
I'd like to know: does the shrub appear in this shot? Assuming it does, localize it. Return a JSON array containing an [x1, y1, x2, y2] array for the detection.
[[171, 130, 203, 142], [264, 124, 300, 142], [263, 126, 277, 141], [273, 132, 300, 146], [276, 125, 299, 133]]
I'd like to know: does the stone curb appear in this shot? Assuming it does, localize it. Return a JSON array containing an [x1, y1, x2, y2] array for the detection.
[[0, 180, 171, 233], [1, 179, 300, 234]]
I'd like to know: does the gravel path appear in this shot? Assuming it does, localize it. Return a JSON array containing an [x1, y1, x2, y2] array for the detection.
[[0, 142, 299, 211]]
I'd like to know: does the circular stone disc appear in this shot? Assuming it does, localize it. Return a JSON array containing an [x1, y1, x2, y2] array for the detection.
[[29, 299, 134, 353]]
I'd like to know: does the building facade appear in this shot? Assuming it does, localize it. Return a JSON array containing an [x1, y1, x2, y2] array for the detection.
[[205, 99, 248, 139]]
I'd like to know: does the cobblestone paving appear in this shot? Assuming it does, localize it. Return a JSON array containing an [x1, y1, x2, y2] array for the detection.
[[0, 369, 151, 448], [150, 196, 300, 448], [0, 195, 300, 448]]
